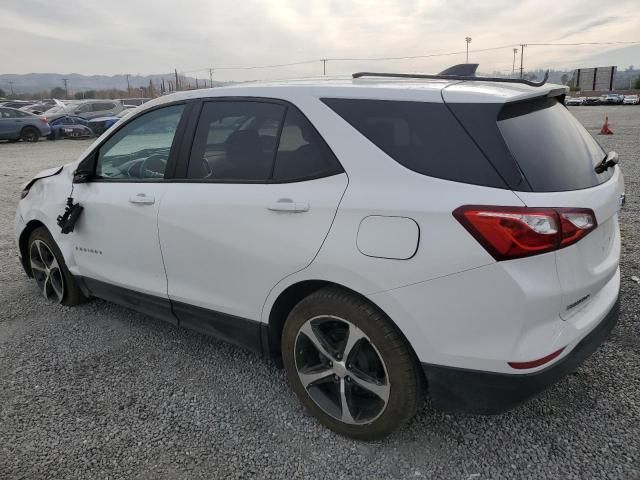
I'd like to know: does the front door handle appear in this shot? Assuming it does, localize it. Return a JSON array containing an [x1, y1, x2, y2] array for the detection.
[[267, 198, 310, 213], [129, 193, 155, 205]]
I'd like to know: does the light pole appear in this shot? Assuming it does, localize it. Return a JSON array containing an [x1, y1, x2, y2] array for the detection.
[[512, 48, 518, 75], [465, 37, 472, 63]]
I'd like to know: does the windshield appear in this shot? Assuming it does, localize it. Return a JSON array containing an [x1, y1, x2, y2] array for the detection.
[[498, 98, 612, 192]]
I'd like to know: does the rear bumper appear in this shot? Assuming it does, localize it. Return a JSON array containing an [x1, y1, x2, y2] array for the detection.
[[422, 297, 619, 414]]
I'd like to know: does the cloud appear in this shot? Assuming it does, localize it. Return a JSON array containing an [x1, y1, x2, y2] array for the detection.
[[0, 0, 638, 79]]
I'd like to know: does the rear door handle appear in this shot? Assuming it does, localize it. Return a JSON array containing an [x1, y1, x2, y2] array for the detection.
[[129, 193, 155, 205], [267, 199, 310, 213]]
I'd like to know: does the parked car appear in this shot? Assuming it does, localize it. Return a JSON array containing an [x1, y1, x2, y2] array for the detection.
[[87, 109, 132, 135], [602, 94, 624, 105], [0, 107, 51, 142], [0, 100, 37, 109], [44, 100, 124, 120], [584, 97, 601, 106], [15, 71, 623, 439], [47, 115, 94, 140], [566, 96, 586, 105], [20, 100, 57, 116], [623, 94, 639, 105]]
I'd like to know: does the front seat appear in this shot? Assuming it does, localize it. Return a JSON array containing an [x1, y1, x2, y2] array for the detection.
[[223, 130, 269, 180]]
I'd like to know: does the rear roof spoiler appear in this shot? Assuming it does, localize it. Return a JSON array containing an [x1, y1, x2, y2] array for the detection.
[[353, 66, 550, 88]]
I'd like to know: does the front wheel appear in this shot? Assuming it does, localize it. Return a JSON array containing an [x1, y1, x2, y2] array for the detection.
[[282, 287, 424, 440], [28, 227, 88, 306]]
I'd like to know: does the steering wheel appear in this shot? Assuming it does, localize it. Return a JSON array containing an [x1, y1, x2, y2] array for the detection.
[[200, 157, 214, 179], [139, 154, 168, 179]]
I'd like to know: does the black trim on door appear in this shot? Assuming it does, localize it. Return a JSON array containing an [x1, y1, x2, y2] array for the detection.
[[76, 276, 268, 355], [81, 277, 178, 325], [172, 301, 264, 354]]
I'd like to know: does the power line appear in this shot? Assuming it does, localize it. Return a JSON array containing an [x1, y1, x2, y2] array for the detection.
[[326, 44, 517, 62], [527, 40, 640, 46]]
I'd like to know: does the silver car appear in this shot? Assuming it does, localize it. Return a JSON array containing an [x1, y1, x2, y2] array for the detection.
[[45, 100, 124, 120]]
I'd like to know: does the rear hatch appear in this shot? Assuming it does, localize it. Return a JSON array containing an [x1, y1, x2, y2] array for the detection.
[[444, 90, 624, 320]]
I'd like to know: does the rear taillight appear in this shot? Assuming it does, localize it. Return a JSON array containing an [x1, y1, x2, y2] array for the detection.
[[40, 116, 48, 123], [453, 206, 597, 261]]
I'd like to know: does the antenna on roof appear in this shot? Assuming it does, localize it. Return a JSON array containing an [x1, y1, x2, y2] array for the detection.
[[438, 63, 479, 76]]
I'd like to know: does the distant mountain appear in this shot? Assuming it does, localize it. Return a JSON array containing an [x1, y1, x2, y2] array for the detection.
[[0, 72, 225, 95]]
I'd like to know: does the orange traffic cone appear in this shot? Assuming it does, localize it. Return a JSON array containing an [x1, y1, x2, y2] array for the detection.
[[599, 116, 613, 135]]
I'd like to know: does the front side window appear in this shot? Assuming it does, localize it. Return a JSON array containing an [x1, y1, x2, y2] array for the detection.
[[95, 104, 185, 180], [0, 108, 15, 118], [188, 101, 285, 181]]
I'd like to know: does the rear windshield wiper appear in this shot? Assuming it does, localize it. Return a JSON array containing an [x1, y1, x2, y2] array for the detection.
[[594, 151, 618, 174]]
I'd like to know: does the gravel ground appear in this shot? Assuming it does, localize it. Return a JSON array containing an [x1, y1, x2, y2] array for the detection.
[[1, 107, 639, 480]]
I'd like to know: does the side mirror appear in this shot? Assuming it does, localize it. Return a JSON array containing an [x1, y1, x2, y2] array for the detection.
[[73, 170, 91, 183], [73, 152, 97, 183]]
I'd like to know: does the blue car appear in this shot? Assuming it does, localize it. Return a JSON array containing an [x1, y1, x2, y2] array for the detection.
[[0, 107, 51, 142], [87, 109, 132, 135], [47, 115, 94, 140]]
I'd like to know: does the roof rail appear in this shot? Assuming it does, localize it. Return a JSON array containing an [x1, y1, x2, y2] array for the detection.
[[352, 69, 550, 87]]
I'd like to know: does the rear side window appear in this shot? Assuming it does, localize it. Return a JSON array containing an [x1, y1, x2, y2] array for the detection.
[[273, 108, 342, 182], [497, 98, 611, 191], [321, 98, 504, 188], [188, 101, 285, 181]]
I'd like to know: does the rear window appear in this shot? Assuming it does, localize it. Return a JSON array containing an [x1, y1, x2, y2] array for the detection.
[[497, 98, 611, 191], [321, 98, 505, 188]]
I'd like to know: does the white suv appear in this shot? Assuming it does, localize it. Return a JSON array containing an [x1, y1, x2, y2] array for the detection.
[[15, 69, 624, 439]]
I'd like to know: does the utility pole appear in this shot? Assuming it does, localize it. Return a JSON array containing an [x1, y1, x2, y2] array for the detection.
[[322, 58, 327, 76], [8, 81, 14, 96], [209, 68, 214, 87], [519, 44, 526, 79], [465, 37, 472, 63], [512, 48, 518, 75], [62, 78, 69, 98], [126, 74, 131, 97], [175, 69, 179, 91]]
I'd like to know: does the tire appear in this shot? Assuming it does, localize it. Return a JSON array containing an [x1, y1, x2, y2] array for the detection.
[[27, 227, 88, 306], [282, 287, 424, 440], [21, 127, 40, 143]]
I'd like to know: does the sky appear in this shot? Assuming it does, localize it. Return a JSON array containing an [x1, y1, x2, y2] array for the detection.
[[0, 0, 639, 81]]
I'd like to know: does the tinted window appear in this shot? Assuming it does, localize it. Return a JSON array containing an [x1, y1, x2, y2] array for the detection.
[[322, 98, 504, 188], [498, 99, 611, 191], [75, 103, 92, 113], [93, 102, 114, 111], [96, 104, 184, 180], [272, 108, 342, 181], [188, 101, 285, 181], [0, 108, 15, 118]]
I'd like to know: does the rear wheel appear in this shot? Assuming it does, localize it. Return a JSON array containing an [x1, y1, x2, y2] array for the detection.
[[282, 287, 423, 440], [21, 127, 40, 143], [28, 227, 87, 306]]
